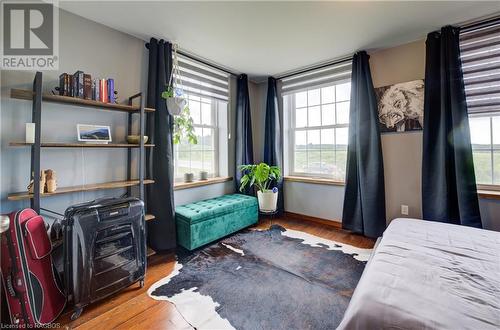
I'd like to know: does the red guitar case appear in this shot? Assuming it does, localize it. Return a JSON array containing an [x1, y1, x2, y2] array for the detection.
[[1, 209, 66, 326]]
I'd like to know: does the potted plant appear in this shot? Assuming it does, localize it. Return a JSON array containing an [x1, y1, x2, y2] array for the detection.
[[239, 163, 281, 212], [162, 86, 197, 184], [161, 86, 186, 116]]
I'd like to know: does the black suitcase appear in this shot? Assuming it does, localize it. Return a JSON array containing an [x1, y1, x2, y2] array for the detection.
[[63, 197, 146, 320]]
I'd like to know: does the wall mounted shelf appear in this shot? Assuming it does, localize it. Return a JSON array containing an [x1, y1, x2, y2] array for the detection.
[[9, 74, 156, 228], [7, 179, 154, 201], [10, 88, 155, 113], [9, 142, 155, 148]]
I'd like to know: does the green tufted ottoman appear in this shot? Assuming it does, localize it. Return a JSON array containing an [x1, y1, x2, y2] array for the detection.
[[175, 194, 258, 250]]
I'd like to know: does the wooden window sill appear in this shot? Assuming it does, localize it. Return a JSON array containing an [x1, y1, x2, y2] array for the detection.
[[284, 176, 345, 186], [174, 176, 233, 191], [477, 189, 500, 200]]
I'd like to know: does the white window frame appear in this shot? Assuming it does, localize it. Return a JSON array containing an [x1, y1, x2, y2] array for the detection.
[[173, 95, 221, 182], [285, 80, 350, 181], [469, 113, 500, 190]]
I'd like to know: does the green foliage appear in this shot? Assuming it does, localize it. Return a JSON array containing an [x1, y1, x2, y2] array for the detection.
[[239, 163, 281, 193], [161, 85, 175, 99], [161, 85, 197, 145], [173, 105, 198, 145]]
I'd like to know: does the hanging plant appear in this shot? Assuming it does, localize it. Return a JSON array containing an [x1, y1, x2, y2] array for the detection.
[[161, 43, 198, 145], [162, 86, 186, 116], [173, 103, 198, 145]]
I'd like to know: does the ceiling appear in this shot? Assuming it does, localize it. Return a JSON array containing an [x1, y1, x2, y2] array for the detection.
[[59, 1, 500, 82]]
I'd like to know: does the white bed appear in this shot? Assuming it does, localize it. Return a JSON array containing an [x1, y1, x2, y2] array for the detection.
[[338, 218, 500, 330]]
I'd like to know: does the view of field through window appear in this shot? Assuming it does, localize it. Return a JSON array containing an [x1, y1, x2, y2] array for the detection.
[[174, 94, 217, 181], [292, 82, 350, 181], [469, 115, 500, 185]]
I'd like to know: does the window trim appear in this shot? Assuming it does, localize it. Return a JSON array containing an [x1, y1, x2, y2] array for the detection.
[[173, 95, 220, 182], [287, 84, 350, 181], [469, 114, 499, 187]]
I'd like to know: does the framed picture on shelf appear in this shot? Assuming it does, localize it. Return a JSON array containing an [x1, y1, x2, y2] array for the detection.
[[77, 124, 112, 144]]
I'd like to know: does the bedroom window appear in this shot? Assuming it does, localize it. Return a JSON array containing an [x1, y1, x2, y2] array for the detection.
[[284, 82, 351, 181], [174, 94, 219, 181], [460, 19, 500, 187], [468, 116, 500, 185], [172, 53, 230, 182]]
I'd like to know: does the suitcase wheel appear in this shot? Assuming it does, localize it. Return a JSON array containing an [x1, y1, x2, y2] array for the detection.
[[139, 279, 145, 288], [71, 307, 83, 321]]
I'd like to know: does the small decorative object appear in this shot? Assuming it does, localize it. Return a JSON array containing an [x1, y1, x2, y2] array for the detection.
[[375, 79, 424, 133], [239, 163, 281, 213], [199, 171, 208, 181], [161, 44, 197, 145], [184, 173, 194, 183], [45, 169, 57, 193], [77, 124, 111, 144], [25, 123, 35, 144], [126, 135, 148, 144], [27, 170, 46, 194]]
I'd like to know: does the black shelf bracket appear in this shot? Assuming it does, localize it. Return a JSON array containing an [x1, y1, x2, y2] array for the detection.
[[30, 72, 42, 214]]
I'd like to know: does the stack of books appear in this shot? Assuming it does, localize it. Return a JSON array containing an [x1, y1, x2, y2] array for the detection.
[[59, 71, 116, 103]]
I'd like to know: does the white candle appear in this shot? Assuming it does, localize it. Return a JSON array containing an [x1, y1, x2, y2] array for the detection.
[[25, 123, 35, 144]]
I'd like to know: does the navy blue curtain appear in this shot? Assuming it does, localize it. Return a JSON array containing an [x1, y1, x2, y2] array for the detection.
[[264, 77, 284, 214], [145, 38, 176, 251], [235, 74, 254, 195], [422, 26, 482, 228], [342, 51, 386, 238]]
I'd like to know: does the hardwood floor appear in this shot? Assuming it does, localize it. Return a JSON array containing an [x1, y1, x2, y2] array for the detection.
[[58, 216, 375, 329]]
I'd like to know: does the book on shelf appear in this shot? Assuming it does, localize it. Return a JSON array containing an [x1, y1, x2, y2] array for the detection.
[[73, 70, 84, 98], [69, 74, 74, 97], [83, 74, 92, 100], [99, 78, 108, 103], [107, 78, 115, 103], [58, 73, 70, 96]]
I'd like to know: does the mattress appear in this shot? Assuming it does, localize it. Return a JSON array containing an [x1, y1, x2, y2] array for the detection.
[[338, 218, 500, 330]]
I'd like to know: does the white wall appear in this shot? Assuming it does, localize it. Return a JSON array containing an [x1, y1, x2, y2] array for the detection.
[[0, 10, 235, 217]]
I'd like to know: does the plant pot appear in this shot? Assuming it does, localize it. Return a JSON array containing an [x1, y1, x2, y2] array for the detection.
[[184, 173, 194, 183], [199, 171, 208, 180], [166, 97, 187, 116], [257, 190, 278, 213]]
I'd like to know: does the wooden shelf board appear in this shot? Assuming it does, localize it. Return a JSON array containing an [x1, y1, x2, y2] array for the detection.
[[11, 89, 155, 113], [7, 179, 154, 201], [145, 214, 155, 221], [9, 142, 154, 148]]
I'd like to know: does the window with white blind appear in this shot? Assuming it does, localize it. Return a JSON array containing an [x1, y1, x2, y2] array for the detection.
[[460, 19, 500, 187], [282, 60, 352, 181], [172, 52, 230, 181]]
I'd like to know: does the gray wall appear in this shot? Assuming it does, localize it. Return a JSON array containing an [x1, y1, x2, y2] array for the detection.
[[253, 40, 500, 231], [0, 10, 235, 218]]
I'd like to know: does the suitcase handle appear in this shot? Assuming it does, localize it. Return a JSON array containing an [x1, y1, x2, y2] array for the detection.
[[97, 203, 130, 220], [6, 274, 16, 297]]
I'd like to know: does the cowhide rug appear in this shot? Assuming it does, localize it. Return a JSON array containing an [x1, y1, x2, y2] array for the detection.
[[148, 225, 372, 330]]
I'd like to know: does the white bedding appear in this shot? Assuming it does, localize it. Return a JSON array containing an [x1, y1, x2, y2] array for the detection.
[[338, 218, 500, 330]]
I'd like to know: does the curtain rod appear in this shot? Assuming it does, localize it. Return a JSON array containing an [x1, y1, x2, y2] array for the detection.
[[275, 55, 353, 81], [145, 42, 239, 77]]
